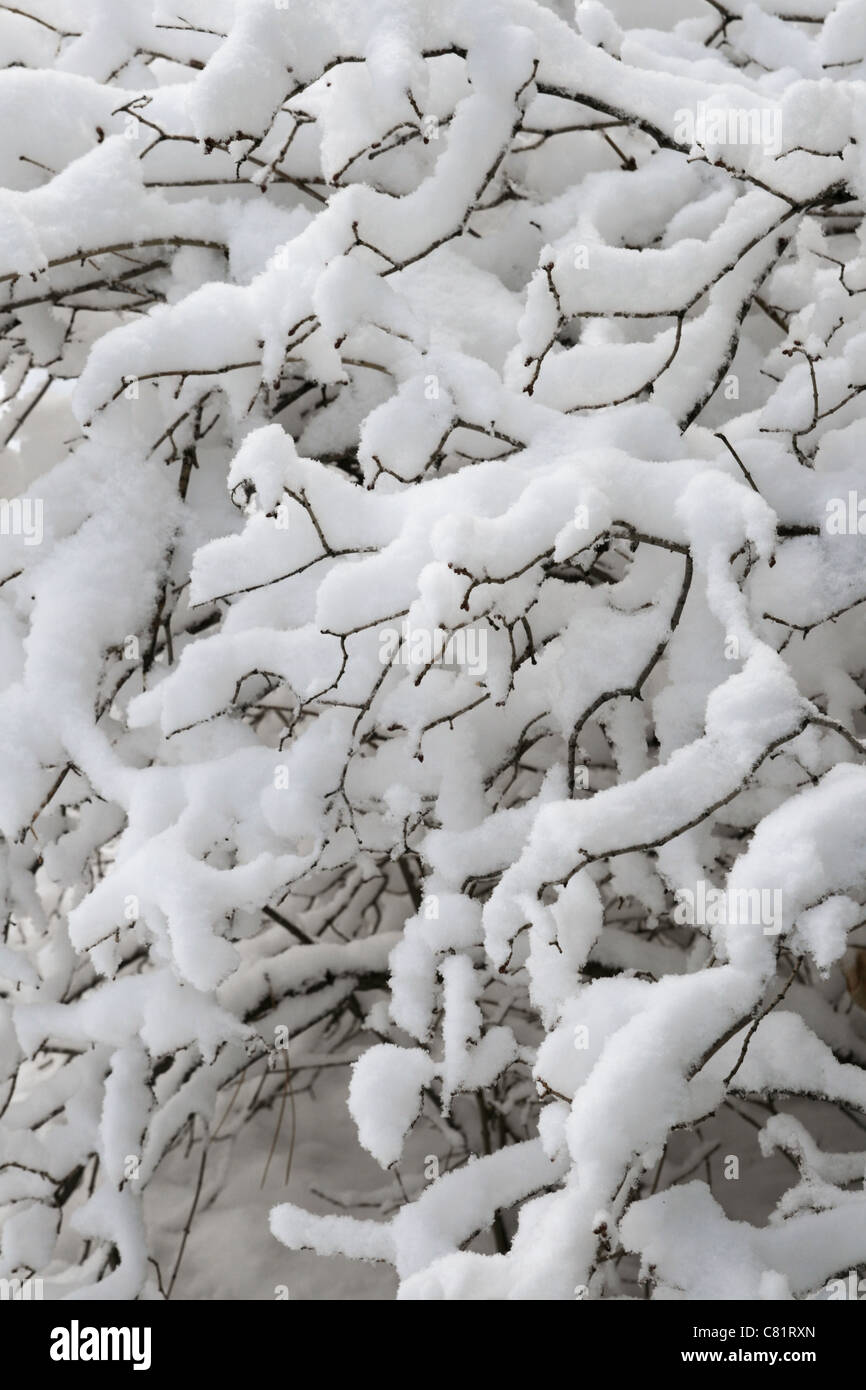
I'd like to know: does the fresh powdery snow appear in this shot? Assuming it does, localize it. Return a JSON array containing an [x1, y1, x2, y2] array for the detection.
[[0, 0, 865, 1306]]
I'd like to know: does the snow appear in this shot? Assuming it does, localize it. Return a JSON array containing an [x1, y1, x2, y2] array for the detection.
[[2, 0, 866, 1306], [348, 1044, 435, 1167]]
